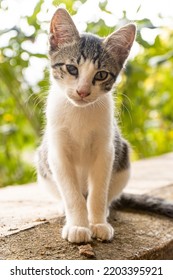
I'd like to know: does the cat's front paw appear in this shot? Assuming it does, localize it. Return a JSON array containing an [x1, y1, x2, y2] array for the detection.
[[90, 223, 114, 241], [62, 225, 92, 243]]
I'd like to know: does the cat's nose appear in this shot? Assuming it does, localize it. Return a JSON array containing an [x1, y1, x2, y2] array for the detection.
[[76, 90, 90, 98]]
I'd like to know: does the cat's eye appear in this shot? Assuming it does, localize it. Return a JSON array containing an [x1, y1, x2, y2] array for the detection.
[[66, 65, 78, 76], [94, 71, 108, 81]]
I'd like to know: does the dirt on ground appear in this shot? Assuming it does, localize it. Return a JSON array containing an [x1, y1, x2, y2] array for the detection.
[[1, 209, 173, 260]]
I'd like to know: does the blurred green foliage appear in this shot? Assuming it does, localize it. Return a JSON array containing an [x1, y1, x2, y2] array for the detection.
[[0, 0, 173, 187], [118, 27, 173, 159]]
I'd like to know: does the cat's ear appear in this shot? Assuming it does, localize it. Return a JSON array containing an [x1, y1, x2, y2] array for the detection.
[[103, 24, 136, 67], [49, 8, 79, 50]]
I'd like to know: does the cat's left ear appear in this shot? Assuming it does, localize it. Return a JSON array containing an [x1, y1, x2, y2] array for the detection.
[[49, 8, 80, 50], [103, 24, 136, 68]]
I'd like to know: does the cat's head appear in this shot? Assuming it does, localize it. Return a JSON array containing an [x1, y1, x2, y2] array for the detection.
[[49, 8, 136, 107]]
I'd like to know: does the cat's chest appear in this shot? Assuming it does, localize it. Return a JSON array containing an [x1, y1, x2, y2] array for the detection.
[[56, 103, 102, 145], [58, 112, 96, 165], [59, 107, 103, 164], [48, 96, 113, 155], [67, 112, 96, 147]]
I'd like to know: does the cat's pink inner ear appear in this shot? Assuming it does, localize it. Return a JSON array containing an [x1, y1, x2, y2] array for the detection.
[[103, 23, 136, 66], [115, 24, 136, 50], [50, 8, 79, 49]]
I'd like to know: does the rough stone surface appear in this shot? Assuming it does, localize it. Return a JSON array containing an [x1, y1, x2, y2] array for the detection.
[[0, 153, 173, 260]]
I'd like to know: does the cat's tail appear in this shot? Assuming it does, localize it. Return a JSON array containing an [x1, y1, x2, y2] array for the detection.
[[112, 193, 173, 218]]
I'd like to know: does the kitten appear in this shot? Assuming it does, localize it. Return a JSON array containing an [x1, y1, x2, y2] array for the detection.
[[37, 8, 136, 243]]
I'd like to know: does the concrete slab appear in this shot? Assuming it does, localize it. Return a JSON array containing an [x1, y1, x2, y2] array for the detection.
[[126, 153, 173, 194], [0, 183, 60, 237], [0, 153, 173, 259], [1, 211, 173, 260]]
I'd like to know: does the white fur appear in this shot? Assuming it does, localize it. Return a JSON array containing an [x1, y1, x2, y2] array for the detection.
[[37, 9, 136, 243], [39, 60, 129, 243]]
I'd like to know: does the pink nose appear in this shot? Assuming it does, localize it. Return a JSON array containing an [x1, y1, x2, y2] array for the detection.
[[76, 90, 90, 98]]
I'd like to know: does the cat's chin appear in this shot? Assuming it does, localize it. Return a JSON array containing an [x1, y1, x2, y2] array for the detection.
[[68, 97, 95, 107]]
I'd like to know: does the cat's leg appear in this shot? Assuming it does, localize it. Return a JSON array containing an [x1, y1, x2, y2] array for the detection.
[[108, 168, 130, 205], [36, 143, 65, 216], [37, 174, 65, 216], [48, 136, 91, 243], [50, 162, 91, 243], [87, 144, 115, 241], [108, 140, 130, 206]]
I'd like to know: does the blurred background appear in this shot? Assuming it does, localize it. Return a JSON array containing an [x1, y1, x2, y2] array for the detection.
[[0, 0, 173, 188]]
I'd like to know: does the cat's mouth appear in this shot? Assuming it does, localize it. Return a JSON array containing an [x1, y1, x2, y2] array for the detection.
[[68, 96, 95, 107], [75, 99, 89, 105], [72, 99, 91, 107]]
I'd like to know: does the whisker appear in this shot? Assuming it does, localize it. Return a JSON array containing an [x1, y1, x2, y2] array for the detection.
[[121, 92, 133, 108], [121, 101, 133, 124]]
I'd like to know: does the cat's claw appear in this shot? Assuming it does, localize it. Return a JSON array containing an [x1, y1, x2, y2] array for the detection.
[[62, 225, 92, 243], [90, 223, 114, 241]]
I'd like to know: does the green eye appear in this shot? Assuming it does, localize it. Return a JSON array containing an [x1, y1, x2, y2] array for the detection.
[[94, 71, 108, 81], [66, 65, 78, 76]]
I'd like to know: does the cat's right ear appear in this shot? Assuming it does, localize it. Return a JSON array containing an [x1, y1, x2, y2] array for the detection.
[[49, 8, 79, 50]]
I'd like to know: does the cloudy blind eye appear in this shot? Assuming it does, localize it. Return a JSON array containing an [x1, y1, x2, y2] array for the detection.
[[94, 71, 108, 81], [66, 65, 78, 76]]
